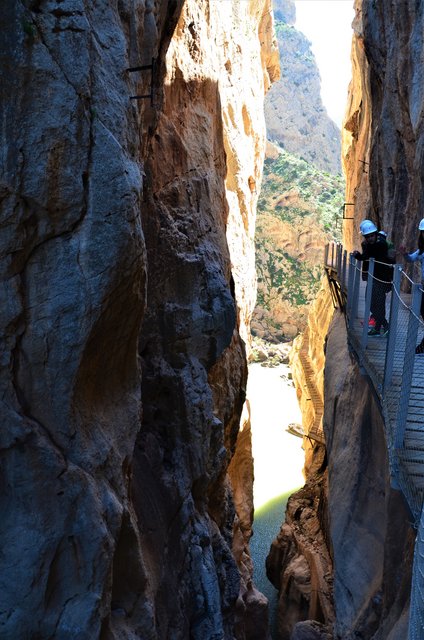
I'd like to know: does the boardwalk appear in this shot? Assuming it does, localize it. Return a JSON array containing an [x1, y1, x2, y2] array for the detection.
[[298, 346, 325, 444], [325, 243, 424, 640], [350, 283, 424, 502]]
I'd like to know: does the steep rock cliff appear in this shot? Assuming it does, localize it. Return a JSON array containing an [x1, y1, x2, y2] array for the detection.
[[265, 0, 341, 175], [270, 1, 424, 638], [323, 314, 414, 640], [266, 281, 335, 639], [343, 0, 424, 253], [0, 1, 278, 638]]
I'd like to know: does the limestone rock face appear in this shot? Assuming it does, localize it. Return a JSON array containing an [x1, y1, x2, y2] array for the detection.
[[265, 1, 341, 175], [266, 281, 335, 637], [343, 0, 424, 254], [342, 0, 373, 250], [323, 314, 414, 639], [0, 0, 277, 638], [270, 2, 424, 638], [1, 1, 149, 637]]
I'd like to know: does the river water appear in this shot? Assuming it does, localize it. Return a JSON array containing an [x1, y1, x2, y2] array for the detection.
[[247, 362, 305, 638]]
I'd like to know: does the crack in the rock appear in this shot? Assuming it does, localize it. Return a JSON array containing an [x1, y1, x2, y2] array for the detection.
[[10, 328, 68, 465]]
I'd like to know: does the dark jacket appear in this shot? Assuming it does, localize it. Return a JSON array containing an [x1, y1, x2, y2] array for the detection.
[[354, 237, 394, 286]]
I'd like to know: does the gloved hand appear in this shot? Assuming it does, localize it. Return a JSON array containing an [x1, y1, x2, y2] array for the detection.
[[352, 250, 361, 259]]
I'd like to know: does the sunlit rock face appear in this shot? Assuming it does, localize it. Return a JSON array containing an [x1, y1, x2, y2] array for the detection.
[[136, 1, 278, 637], [265, 0, 341, 175], [342, 0, 372, 251], [271, 1, 424, 637], [0, 0, 277, 638], [265, 282, 335, 638], [344, 0, 424, 253]]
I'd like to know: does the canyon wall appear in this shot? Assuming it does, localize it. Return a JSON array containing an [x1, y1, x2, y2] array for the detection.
[[265, 0, 341, 175], [0, 1, 278, 638], [343, 0, 424, 254], [270, 1, 424, 638]]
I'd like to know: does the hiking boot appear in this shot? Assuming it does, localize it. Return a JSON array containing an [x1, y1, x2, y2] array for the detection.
[[415, 342, 424, 355], [380, 327, 389, 337], [368, 328, 380, 336]]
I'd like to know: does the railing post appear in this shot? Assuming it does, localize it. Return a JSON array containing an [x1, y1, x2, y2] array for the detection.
[[408, 499, 424, 637], [337, 243, 342, 277], [383, 265, 402, 393], [347, 254, 355, 324], [395, 282, 422, 448], [361, 258, 374, 349], [331, 242, 335, 268], [324, 243, 329, 268], [351, 257, 361, 327], [342, 249, 348, 291]]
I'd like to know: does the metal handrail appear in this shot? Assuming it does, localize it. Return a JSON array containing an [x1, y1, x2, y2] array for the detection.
[[325, 241, 424, 638]]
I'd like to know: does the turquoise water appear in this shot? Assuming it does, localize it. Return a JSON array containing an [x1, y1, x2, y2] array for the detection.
[[250, 491, 301, 638]]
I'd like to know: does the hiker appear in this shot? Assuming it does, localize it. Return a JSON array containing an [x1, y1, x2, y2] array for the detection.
[[352, 220, 393, 336], [402, 218, 424, 355]]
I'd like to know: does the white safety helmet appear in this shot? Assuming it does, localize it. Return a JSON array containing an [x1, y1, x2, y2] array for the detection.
[[419, 218, 424, 231], [359, 219, 372, 233], [360, 220, 378, 236]]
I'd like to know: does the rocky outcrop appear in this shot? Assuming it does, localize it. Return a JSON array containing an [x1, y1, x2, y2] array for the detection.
[[265, 281, 335, 637], [341, 1, 372, 251], [265, 0, 342, 175], [0, 1, 278, 638]]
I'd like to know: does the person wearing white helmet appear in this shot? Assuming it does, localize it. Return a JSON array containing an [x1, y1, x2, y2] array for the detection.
[[353, 219, 393, 336], [402, 218, 424, 354]]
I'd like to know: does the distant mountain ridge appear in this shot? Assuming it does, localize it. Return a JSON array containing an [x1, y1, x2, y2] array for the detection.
[[265, 0, 342, 175]]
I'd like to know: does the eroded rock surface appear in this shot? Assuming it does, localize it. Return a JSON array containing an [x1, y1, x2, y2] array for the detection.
[[324, 314, 414, 640], [265, 0, 341, 175], [343, 0, 424, 254], [0, 1, 278, 638]]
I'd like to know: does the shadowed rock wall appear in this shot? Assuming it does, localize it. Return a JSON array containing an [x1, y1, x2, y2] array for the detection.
[[324, 314, 414, 640], [0, 0, 278, 638], [1, 1, 152, 637]]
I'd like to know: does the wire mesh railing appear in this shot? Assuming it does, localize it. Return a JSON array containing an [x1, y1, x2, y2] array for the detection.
[[324, 241, 424, 640], [325, 242, 424, 518], [409, 502, 424, 639]]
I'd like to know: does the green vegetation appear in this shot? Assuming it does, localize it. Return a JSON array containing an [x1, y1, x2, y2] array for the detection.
[[259, 148, 344, 236], [253, 146, 345, 340]]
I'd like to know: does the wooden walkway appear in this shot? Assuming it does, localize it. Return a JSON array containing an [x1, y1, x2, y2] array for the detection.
[[349, 281, 424, 513], [298, 346, 325, 444], [326, 243, 424, 639]]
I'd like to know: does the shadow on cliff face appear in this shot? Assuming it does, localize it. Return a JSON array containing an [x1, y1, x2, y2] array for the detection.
[[130, 69, 257, 638]]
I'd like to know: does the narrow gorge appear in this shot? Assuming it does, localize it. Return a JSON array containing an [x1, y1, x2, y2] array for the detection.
[[1, 1, 424, 640]]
